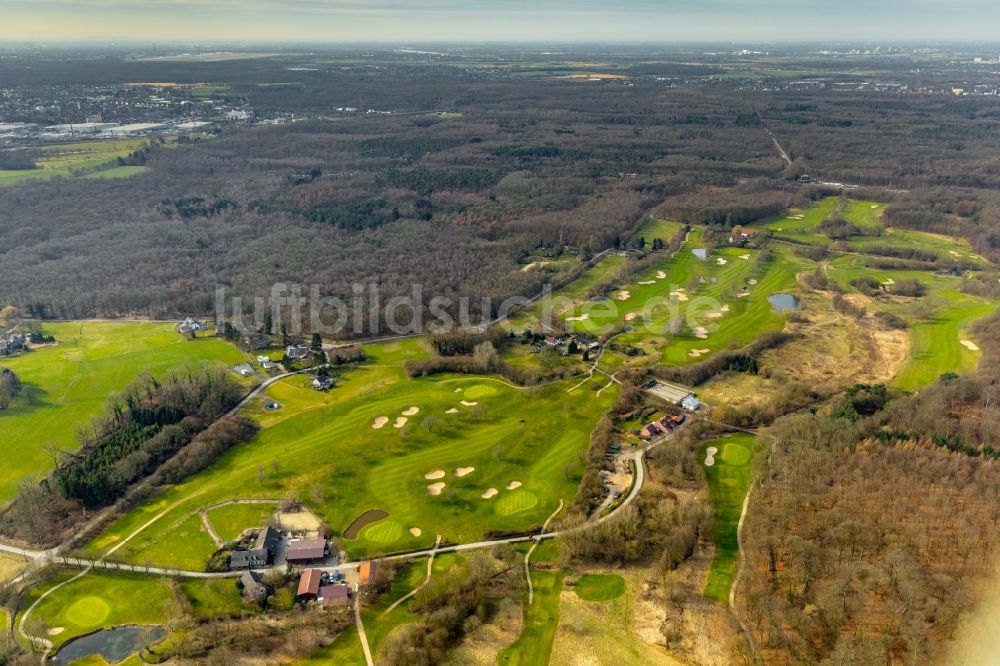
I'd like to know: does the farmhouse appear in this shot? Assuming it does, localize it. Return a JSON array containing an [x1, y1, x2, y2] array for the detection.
[[0, 334, 26, 356], [296, 569, 323, 601], [285, 344, 311, 361], [233, 363, 255, 377], [286, 538, 328, 565], [229, 527, 281, 571], [729, 226, 756, 245], [257, 355, 277, 371], [312, 375, 333, 391], [640, 422, 663, 438], [240, 571, 268, 601], [319, 584, 352, 609], [177, 317, 205, 335]]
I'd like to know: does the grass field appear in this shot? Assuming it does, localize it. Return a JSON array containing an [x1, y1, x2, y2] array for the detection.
[[0, 139, 149, 186], [81, 338, 618, 565], [700, 433, 757, 604], [499, 570, 564, 666], [81, 165, 150, 180], [0, 321, 248, 505], [206, 503, 277, 542], [179, 578, 244, 621], [18, 571, 175, 650], [572, 573, 625, 601], [0, 552, 27, 583]]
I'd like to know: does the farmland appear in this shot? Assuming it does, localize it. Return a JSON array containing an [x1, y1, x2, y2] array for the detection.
[[0, 139, 149, 186], [0, 321, 247, 504]]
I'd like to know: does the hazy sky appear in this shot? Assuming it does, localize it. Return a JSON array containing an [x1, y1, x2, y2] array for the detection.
[[2, 0, 997, 43]]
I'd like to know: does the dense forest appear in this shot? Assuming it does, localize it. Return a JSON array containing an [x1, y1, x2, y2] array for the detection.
[[4, 50, 1000, 334]]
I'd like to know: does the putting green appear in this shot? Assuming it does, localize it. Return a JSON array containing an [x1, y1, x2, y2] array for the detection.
[[721, 442, 752, 466], [462, 384, 500, 401], [495, 489, 539, 516], [361, 520, 404, 544], [64, 596, 111, 627]]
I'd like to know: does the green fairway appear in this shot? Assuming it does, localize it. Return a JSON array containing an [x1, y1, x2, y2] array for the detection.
[[0, 139, 150, 186], [81, 165, 150, 179], [573, 573, 625, 601], [0, 321, 248, 505], [498, 570, 564, 666], [19, 571, 175, 649], [700, 434, 756, 604], [82, 338, 618, 565]]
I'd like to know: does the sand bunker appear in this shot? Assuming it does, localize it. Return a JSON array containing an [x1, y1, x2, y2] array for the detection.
[[48, 627, 64, 636], [461, 400, 479, 407], [445, 408, 459, 414], [722, 304, 730, 312], [708, 312, 724, 319], [616, 290, 631, 301], [882, 278, 896, 286], [748, 279, 758, 285], [481, 488, 499, 499], [871, 204, 879, 209], [372, 416, 389, 429], [456, 466, 476, 477], [704, 446, 718, 467], [425, 470, 446, 480], [410, 527, 422, 537], [625, 312, 640, 321], [961, 340, 980, 351], [638, 280, 656, 285], [670, 291, 689, 302], [427, 483, 446, 496], [693, 326, 709, 339], [507, 481, 522, 490], [566, 314, 590, 321], [402, 406, 420, 416], [689, 348, 711, 358], [950, 250, 961, 256], [737, 292, 750, 299], [739, 253, 751, 260], [717, 257, 728, 265], [394, 417, 408, 428], [454, 388, 463, 393], [656, 271, 667, 279]]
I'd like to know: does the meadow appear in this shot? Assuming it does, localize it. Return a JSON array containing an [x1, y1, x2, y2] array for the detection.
[[0, 139, 149, 186], [0, 321, 247, 504], [81, 338, 618, 566], [700, 433, 756, 604]]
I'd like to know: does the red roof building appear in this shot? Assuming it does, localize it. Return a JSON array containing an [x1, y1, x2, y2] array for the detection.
[[286, 539, 328, 565], [296, 569, 323, 600]]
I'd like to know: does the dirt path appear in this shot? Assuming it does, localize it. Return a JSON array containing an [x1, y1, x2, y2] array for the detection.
[[382, 535, 441, 616], [525, 500, 564, 605], [355, 583, 375, 666], [198, 498, 281, 548]]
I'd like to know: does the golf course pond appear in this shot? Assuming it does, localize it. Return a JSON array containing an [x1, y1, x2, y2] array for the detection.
[[768, 292, 801, 312], [53, 624, 166, 664]]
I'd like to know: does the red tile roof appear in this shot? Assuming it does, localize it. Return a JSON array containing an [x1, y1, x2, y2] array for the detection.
[[297, 569, 323, 597], [286, 539, 327, 562]]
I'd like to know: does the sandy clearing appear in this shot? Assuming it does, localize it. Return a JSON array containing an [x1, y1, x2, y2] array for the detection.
[[694, 326, 709, 339], [394, 416, 409, 428], [461, 400, 479, 407], [445, 408, 459, 414], [506, 481, 522, 490], [566, 314, 590, 321], [717, 257, 728, 265], [481, 488, 499, 499], [638, 280, 656, 285], [689, 348, 711, 358], [427, 482, 446, 496], [616, 290, 631, 301], [372, 416, 389, 429], [961, 340, 980, 351], [670, 291, 689, 302], [409, 527, 422, 537], [704, 446, 718, 467], [456, 466, 476, 477], [656, 271, 667, 279], [402, 406, 420, 416], [739, 253, 751, 260], [425, 470, 446, 480], [625, 312, 640, 321]]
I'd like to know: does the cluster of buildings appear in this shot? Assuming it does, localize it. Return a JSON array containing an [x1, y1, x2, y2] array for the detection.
[[176, 317, 206, 336], [532, 333, 601, 356], [639, 413, 686, 439], [296, 569, 352, 609], [0, 332, 27, 356], [728, 225, 757, 246], [229, 527, 333, 571]]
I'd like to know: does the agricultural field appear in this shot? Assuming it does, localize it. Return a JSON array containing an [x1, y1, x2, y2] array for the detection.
[[0, 321, 248, 504], [699, 434, 757, 604], [81, 338, 618, 566], [0, 139, 149, 186]]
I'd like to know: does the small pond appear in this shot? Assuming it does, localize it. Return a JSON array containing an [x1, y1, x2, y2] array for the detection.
[[691, 248, 708, 260], [768, 293, 801, 312], [54, 625, 166, 664]]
